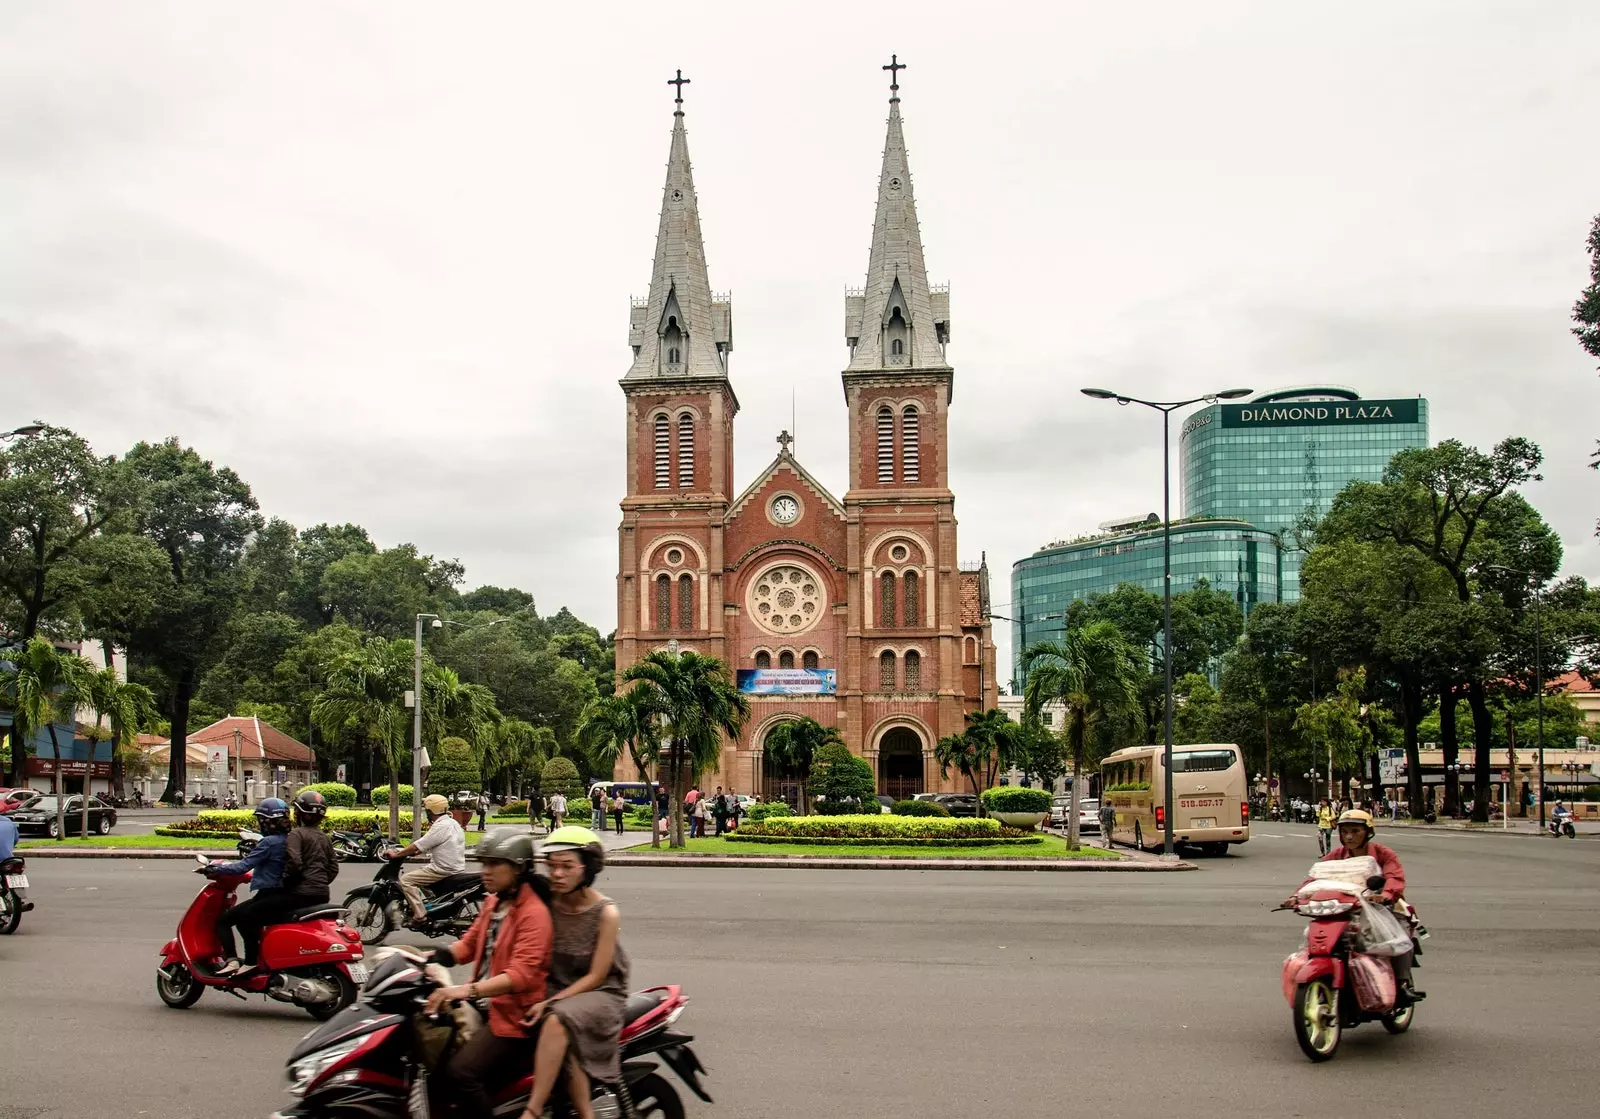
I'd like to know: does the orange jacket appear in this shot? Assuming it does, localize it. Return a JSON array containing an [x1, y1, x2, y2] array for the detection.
[[449, 882, 553, 1037]]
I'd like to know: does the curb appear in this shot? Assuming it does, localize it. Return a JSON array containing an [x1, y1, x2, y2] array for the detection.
[[606, 854, 1196, 871], [17, 848, 231, 859], [1379, 821, 1597, 840]]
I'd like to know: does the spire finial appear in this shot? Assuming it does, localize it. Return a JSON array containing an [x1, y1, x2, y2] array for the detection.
[[668, 69, 690, 115], [776, 430, 793, 456], [883, 54, 906, 102]]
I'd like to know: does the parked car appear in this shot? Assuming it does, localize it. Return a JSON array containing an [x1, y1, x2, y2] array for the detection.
[[875, 795, 895, 815], [1077, 797, 1101, 834], [912, 793, 941, 802], [8, 795, 118, 837], [0, 789, 40, 814], [1049, 796, 1072, 828], [935, 794, 978, 818]]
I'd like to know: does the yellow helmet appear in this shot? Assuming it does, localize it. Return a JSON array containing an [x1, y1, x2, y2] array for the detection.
[[1336, 808, 1375, 832], [423, 794, 450, 815]]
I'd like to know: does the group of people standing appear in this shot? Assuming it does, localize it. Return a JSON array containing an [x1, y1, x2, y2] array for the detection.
[[589, 785, 629, 836], [682, 785, 743, 837]]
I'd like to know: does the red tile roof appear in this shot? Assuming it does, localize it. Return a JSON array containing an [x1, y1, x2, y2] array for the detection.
[[189, 716, 313, 766], [1552, 671, 1596, 694]]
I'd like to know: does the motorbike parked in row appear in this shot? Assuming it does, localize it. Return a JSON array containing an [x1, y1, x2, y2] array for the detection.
[[330, 828, 390, 863], [1278, 862, 1425, 1061], [341, 856, 485, 945], [269, 948, 710, 1119], [156, 852, 366, 1020], [1, 854, 33, 934]]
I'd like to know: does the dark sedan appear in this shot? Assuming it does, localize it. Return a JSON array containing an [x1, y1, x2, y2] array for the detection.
[[935, 793, 979, 818], [9, 795, 118, 837]]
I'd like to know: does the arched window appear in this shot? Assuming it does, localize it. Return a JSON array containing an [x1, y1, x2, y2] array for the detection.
[[903, 650, 921, 691], [901, 406, 920, 482], [801, 650, 818, 670], [876, 406, 895, 483], [880, 570, 897, 628], [964, 635, 978, 664], [890, 338, 904, 356], [879, 650, 897, 690], [677, 414, 694, 488], [903, 571, 919, 626], [653, 415, 670, 489], [778, 650, 795, 669], [663, 314, 683, 367], [677, 573, 693, 629], [654, 574, 671, 631], [755, 651, 771, 669]]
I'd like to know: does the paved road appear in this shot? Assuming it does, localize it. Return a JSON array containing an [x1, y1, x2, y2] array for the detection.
[[1, 827, 1594, 1118]]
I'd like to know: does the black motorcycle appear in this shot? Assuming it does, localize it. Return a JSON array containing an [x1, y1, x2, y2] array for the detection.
[[1550, 815, 1577, 838], [271, 949, 707, 1119], [1, 854, 33, 934], [343, 858, 485, 945], [330, 829, 390, 863]]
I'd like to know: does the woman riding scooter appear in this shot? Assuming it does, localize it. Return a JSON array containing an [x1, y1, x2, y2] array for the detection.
[[208, 797, 294, 977]]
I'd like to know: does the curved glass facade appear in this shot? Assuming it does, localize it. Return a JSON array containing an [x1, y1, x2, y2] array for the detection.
[[1010, 520, 1280, 684]]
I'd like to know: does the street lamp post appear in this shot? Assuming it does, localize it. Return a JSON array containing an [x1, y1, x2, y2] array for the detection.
[[410, 614, 510, 839], [1082, 386, 1252, 855], [1487, 565, 1546, 828]]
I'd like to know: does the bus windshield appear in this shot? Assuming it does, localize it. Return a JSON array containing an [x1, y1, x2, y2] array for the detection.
[[1169, 749, 1238, 773]]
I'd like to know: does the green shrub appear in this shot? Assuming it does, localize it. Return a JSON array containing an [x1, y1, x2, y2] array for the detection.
[[300, 782, 357, 808], [427, 737, 482, 797], [980, 786, 1052, 813], [893, 799, 950, 817], [496, 800, 529, 817], [725, 833, 1043, 847], [736, 814, 1001, 840], [369, 784, 415, 807], [809, 742, 877, 815], [540, 756, 584, 802], [1106, 782, 1151, 792], [746, 802, 793, 822], [173, 808, 414, 834]]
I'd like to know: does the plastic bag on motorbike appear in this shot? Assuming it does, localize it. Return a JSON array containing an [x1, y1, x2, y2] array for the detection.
[[1356, 898, 1412, 957], [1297, 854, 1380, 897]]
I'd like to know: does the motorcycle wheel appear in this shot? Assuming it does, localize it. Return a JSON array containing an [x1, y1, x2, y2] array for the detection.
[[1292, 980, 1341, 1061], [1133, 821, 1144, 851], [0, 889, 20, 935], [156, 963, 204, 1009], [346, 896, 390, 945], [449, 897, 482, 936], [629, 1073, 685, 1119], [1382, 1003, 1415, 1034], [306, 969, 358, 1021]]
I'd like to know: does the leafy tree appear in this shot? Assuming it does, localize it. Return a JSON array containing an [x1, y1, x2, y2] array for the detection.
[[424, 664, 501, 778], [312, 637, 412, 819], [1217, 602, 1309, 789], [195, 611, 307, 718], [1009, 714, 1066, 793], [1173, 673, 1224, 745], [0, 638, 94, 839], [238, 518, 300, 615], [321, 543, 463, 637], [292, 523, 377, 626], [934, 708, 1022, 802], [427, 736, 482, 798], [1293, 668, 1375, 802], [488, 719, 553, 800], [1022, 620, 1145, 850], [84, 666, 155, 807], [1574, 215, 1600, 478], [619, 650, 748, 847], [761, 717, 843, 815], [101, 439, 262, 803], [459, 585, 534, 616], [539, 755, 584, 803], [808, 740, 876, 814]]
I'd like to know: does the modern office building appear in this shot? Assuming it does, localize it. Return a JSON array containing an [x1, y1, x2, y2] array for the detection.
[[1180, 386, 1429, 599], [1010, 516, 1281, 684]]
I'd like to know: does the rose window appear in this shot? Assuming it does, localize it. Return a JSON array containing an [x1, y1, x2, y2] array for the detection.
[[749, 563, 823, 635]]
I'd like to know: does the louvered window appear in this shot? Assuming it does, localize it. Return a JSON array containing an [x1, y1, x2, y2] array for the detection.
[[802, 650, 818, 670], [876, 407, 895, 483], [653, 415, 670, 489], [880, 571, 896, 628], [677, 414, 694, 488], [778, 650, 795, 669], [677, 574, 693, 629], [755, 651, 771, 669], [879, 650, 896, 690], [654, 574, 671, 631], [902, 407, 919, 482], [903, 571, 919, 626], [903, 650, 921, 691]]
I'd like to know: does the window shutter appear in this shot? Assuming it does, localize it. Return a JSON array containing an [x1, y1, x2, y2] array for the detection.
[[876, 407, 895, 483], [677, 415, 694, 488], [901, 407, 919, 482], [653, 416, 670, 489]]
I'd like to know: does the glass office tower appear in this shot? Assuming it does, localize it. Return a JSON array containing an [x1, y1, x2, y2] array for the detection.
[[1180, 387, 1429, 600]]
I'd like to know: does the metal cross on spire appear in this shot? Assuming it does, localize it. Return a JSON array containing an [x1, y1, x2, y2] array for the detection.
[[883, 54, 906, 101], [776, 430, 794, 455], [668, 69, 690, 113]]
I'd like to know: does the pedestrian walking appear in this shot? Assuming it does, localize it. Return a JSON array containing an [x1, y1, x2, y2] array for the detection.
[[1315, 799, 1336, 856], [590, 784, 607, 831], [476, 791, 490, 832], [611, 791, 626, 836], [728, 788, 743, 832], [529, 792, 545, 833], [684, 786, 700, 838], [712, 786, 729, 837], [1098, 800, 1116, 847], [550, 790, 567, 831], [655, 786, 669, 838], [692, 793, 708, 839]]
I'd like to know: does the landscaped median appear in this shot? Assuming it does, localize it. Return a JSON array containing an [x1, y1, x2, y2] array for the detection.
[[20, 810, 499, 853]]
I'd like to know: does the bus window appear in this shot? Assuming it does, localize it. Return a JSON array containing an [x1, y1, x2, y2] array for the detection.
[[1170, 749, 1238, 773]]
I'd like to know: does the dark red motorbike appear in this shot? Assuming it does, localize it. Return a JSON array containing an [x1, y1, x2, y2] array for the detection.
[[157, 852, 366, 1020]]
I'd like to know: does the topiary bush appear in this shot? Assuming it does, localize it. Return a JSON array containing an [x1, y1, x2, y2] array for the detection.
[[300, 782, 357, 808], [893, 799, 950, 817], [811, 742, 876, 814], [980, 786, 1052, 813], [734, 815, 1001, 840], [158, 808, 413, 838], [427, 737, 482, 797], [494, 800, 529, 817], [746, 802, 793, 822], [370, 784, 415, 807], [727, 832, 1043, 847], [539, 756, 584, 802]]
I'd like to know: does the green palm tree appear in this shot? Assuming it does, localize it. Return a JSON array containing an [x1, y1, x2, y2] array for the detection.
[[487, 718, 551, 799], [1023, 620, 1145, 851], [932, 708, 1020, 806], [313, 637, 411, 831], [621, 649, 749, 848], [84, 666, 155, 833], [577, 689, 665, 844], [761, 717, 840, 815], [425, 664, 501, 781], [0, 637, 94, 840]]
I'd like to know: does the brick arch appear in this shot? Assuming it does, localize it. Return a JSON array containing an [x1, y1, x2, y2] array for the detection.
[[642, 532, 708, 571], [866, 527, 933, 567]]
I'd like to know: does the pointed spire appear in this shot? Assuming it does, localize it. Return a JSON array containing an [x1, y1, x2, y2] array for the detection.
[[845, 59, 950, 374], [627, 75, 731, 381]]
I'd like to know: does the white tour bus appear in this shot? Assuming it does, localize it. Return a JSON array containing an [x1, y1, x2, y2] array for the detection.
[[1101, 742, 1250, 855]]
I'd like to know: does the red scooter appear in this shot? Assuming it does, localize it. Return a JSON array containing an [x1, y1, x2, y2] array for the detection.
[[157, 852, 367, 1020], [1279, 873, 1421, 1061]]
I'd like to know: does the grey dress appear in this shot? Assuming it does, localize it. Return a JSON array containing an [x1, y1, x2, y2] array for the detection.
[[546, 895, 630, 1082]]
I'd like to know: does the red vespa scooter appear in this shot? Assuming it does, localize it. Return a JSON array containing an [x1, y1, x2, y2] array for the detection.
[[1279, 872, 1419, 1061], [157, 852, 367, 1020]]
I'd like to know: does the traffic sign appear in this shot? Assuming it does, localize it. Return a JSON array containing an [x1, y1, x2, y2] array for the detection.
[[1268, 777, 1279, 790]]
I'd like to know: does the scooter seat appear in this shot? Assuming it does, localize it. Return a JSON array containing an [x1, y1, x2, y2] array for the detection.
[[623, 989, 667, 1025], [284, 904, 348, 923], [427, 873, 481, 894]]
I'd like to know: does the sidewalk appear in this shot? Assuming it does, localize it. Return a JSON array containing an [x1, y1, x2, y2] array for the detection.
[[1382, 817, 1598, 838]]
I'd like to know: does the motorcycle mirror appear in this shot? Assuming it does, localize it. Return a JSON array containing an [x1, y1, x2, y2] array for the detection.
[[1365, 875, 1387, 892], [194, 853, 210, 868]]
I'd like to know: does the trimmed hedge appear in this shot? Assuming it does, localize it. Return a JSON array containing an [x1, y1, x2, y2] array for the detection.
[[893, 799, 950, 817], [370, 784, 415, 807], [725, 833, 1043, 847], [735, 814, 1001, 840], [496, 801, 529, 817], [746, 802, 793, 822], [160, 809, 415, 836], [980, 786, 1052, 813], [300, 782, 357, 808]]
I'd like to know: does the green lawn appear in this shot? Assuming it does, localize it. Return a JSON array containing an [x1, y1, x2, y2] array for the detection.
[[22, 830, 498, 850], [631, 835, 1121, 860]]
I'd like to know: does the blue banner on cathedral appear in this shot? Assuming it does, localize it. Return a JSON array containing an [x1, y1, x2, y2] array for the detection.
[[736, 669, 837, 695]]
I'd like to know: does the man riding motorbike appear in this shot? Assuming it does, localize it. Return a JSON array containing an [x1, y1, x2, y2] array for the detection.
[[1295, 808, 1422, 1005], [383, 792, 473, 924], [209, 797, 293, 976], [421, 828, 554, 1118]]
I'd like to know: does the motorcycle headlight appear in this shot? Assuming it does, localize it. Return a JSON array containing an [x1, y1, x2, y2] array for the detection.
[[286, 1037, 366, 1096]]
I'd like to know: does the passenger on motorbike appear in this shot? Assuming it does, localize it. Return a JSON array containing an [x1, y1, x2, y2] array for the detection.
[[383, 792, 472, 923], [519, 826, 629, 1119], [422, 828, 554, 1119], [283, 790, 338, 906], [208, 797, 293, 976]]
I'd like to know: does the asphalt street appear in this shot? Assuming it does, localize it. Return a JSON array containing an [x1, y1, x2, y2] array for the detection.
[[1, 826, 1594, 1119]]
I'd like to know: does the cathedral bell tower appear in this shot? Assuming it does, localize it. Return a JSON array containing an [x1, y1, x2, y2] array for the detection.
[[616, 72, 736, 673]]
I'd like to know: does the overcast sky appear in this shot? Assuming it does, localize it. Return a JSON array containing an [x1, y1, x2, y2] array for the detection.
[[5, 2, 1598, 675]]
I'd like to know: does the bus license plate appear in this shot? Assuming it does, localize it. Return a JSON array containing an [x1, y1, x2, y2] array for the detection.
[[4, 874, 27, 889], [1191, 818, 1215, 829]]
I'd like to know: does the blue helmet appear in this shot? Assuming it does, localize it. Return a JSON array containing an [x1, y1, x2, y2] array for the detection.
[[255, 797, 290, 822]]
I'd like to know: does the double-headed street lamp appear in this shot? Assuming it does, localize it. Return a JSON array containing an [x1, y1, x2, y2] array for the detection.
[[1081, 386, 1253, 856], [411, 613, 508, 839]]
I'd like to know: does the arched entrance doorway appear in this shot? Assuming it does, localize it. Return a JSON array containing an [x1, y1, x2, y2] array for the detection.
[[878, 727, 925, 800], [760, 721, 805, 809]]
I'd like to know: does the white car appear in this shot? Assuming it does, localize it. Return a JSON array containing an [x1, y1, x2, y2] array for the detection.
[[1077, 798, 1102, 834], [1050, 796, 1073, 828]]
